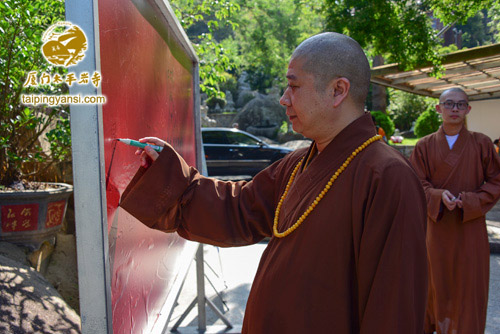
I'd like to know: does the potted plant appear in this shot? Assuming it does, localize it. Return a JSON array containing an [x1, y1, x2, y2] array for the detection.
[[0, 0, 73, 248]]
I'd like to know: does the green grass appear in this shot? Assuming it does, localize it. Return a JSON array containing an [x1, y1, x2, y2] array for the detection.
[[390, 138, 419, 146]]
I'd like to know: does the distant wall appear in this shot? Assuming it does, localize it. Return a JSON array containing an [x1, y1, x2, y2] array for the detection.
[[392, 145, 414, 158], [468, 99, 500, 140]]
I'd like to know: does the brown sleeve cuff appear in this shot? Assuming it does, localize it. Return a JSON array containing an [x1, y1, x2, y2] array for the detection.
[[427, 188, 444, 222], [460, 192, 483, 223], [119, 144, 192, 231]]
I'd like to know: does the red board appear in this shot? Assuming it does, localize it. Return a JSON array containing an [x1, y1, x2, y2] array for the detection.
[[45, 200, 66, 228], [98, 0, 197, 332], [1, 204, 39, 232]]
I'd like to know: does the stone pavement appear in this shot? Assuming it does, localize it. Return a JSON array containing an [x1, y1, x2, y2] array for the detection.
[[486, 203, 500, 334], [486, 254, 500, 334], [488, 221, 500, 254], [487, 201, 500, 254]]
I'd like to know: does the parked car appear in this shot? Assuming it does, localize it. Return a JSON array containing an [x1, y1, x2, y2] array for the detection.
[[202, 127, 293, 177]]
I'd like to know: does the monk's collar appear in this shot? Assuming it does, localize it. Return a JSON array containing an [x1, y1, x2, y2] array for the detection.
[[438, 124, 468, 137], [301, 113, 376, 171], [303, 144, 318, 171], [317, 113, 377, 156]]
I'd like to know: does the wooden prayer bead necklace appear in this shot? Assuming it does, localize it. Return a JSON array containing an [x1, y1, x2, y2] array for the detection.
[[273, 134, 382, 238]]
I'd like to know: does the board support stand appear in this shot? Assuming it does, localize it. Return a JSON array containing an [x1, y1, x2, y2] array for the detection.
[[170, 244, 233, 332]]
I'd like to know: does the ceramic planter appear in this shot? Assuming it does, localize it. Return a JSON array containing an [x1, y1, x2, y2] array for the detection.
[[0, 183, 73, 250]]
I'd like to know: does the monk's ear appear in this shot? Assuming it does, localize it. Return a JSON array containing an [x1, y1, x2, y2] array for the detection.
[[436, 104, 442, 115], [465, 104, 471, 115], [331, 77, 350, 108]]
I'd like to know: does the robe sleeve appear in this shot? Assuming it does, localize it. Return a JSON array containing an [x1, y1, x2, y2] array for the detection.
[[460, 140, 500, 222], [358, 162, 427, 333], [119, 143, 283, 246], [409, 142, 444, 222]]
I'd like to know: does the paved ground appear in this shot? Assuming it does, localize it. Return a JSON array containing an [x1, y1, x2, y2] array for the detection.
[[168, 202, 500, 333], [169, 246, 500, 334], [487, 201, 500, 254], [167, 243, 266, 332], [486, 201, 500, 334], [487, 200, 500, 222], [487, 254, 500, 334]]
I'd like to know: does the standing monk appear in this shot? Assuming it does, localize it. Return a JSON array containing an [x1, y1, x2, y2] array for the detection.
[[410, 88, 500, 334], [120, 32, 428, 333]]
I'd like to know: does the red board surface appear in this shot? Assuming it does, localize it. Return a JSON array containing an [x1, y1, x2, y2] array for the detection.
[[1, 204, 39, 232], [98, 0, 197, 332]]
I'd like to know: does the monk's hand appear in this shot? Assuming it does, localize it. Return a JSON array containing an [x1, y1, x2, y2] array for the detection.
[[455, 194, 463, 209], [442, 190, 457, 211], [135, 137, 166, 168]]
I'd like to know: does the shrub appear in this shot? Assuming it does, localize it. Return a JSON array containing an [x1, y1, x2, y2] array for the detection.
[[0, 0, 68, 186], [206, 96, 226, 110], [414, 108, 442, 138], [371, 111, 395, 137]]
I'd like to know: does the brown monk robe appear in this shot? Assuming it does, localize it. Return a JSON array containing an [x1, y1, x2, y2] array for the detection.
[[120, 113, 428, 334], [410, 126, 500, 334]]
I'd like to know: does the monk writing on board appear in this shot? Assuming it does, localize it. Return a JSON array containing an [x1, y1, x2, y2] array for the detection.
[[121, 32, 428, 334]]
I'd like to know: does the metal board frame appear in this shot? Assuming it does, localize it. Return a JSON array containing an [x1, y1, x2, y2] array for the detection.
[[66, 0, 113, 332]]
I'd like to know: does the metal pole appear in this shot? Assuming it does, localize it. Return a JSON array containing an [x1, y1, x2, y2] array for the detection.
[[196, 244, 207, 331], [436, 21, 456, 38]]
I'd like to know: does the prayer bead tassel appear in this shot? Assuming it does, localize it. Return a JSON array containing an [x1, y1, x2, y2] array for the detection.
[[273, 135, 382, 238]]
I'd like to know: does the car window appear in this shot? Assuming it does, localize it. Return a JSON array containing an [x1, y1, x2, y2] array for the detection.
[[226, 132, 260, 146], [202, 131, 229, 144]]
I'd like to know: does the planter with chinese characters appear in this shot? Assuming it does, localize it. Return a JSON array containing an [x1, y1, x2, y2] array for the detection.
[[0, 183, 73, 249]]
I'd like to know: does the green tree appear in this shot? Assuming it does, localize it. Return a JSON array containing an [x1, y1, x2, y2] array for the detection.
[[170, 0, 241, 99], [487, 2, 500, 43], [388, 90, 437, 131], [171, 0, 325, 95], [323, 0, 495, 72], [456, 10, 490, 48], [429, 0, 495, 26], [324, 0, 438, 71], [235, 0, 324, 91]]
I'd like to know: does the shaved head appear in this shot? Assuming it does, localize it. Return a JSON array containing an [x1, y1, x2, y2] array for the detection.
[[440, 87, 469, 102], [291, 32, 371, 109]]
